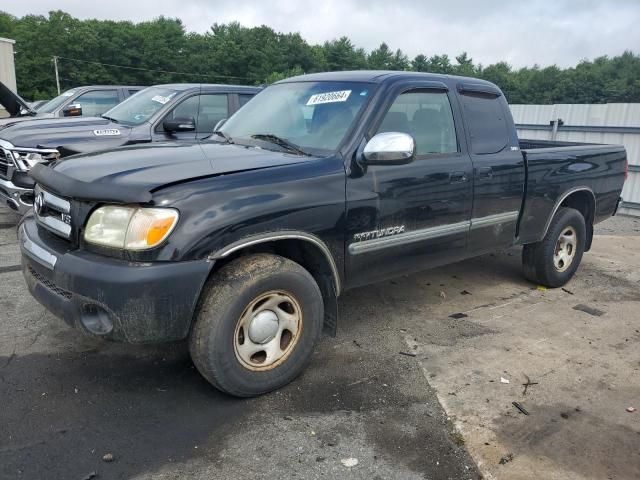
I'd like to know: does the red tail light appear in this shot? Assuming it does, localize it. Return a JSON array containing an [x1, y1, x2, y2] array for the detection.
[[625, 158, 629, 181]]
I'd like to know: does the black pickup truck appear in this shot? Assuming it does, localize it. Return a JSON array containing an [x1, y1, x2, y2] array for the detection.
[[0, 83, 260, 214], [19, 71, 626, 397]]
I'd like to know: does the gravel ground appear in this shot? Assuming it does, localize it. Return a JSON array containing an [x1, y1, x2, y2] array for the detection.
[[0, 204, 479, 480], [1, 207, 638, 479], [594, 214, 640, 235]]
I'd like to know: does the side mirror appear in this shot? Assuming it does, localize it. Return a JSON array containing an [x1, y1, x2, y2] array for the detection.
[[163, 117, 196, 133], [363, 132, 415, 165], [62, 103, 82, 117], [213, 118, 227, 131]]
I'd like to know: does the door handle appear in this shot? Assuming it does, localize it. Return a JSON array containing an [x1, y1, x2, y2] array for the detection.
[[478, 167, 493, 179], [449, 171, 468, 183]]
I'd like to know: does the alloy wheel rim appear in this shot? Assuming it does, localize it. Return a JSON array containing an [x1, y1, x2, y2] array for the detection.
[[553, 226, 577, 272], [233, 290, 303, 371]]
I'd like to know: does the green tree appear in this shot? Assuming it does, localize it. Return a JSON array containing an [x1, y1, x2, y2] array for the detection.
[[1, 10, 639, 104], [454, 52, 476, 77], [411, 54, 429, 72]]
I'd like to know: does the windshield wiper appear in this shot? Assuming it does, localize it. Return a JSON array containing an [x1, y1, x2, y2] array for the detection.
[[250, 134, 311, 157], [101, 114, 120, 124], [212, 130, 234, 144]]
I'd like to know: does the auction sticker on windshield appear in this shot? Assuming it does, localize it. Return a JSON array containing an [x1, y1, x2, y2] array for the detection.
[[152, 95, 174, 105], [306, 90, 351, 106]]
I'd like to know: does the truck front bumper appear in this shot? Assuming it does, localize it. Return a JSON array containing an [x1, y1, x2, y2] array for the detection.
[[0, 177, 33, 215], [19, 216, 213, 343]]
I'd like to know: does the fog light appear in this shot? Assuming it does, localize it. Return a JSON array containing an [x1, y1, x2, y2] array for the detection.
[[20, 192, 34, 206], [80, 304, 113, 335]]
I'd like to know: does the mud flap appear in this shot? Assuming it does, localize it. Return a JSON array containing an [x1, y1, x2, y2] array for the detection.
[[319, 273, 338, 337], [585, 222, 593, 252]]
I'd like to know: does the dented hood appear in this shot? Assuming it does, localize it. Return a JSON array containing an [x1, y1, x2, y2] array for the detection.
[[33, 141, 313, 202]]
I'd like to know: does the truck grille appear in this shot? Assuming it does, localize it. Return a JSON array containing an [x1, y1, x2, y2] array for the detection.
[[28, 265, 73, 299], [34, 185, 72, 239], [0, 149, 13, 179]]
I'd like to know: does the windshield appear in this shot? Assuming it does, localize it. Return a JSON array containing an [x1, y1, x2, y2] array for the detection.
[[102, 87, 179, 126], [38, 89, 78, 113], [220, 81, 374, 155]]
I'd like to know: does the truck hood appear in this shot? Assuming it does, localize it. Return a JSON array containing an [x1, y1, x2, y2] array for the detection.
[[0, 81, 37, 118], [33, 141, 313, 202], [0, 112, 55, 128], [0, 116, 133, 154]]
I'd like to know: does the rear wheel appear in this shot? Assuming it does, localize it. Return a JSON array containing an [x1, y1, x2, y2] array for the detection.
[[189, 253, 324, 397], [522, 207, 586, 288]]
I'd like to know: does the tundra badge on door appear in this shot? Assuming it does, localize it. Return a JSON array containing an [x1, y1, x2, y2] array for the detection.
[[353, 225, 405, 242]]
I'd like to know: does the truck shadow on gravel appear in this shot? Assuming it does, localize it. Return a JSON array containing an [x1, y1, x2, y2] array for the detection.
[[0, 342, 480, 480], [0, 250, 528, 480], [0, 346, 252, 480]]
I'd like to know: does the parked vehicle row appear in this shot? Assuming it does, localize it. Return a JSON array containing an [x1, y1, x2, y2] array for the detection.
[[0, 83, 260, 213], [18, 71, 627, 397], [0, 84, 143, 126]]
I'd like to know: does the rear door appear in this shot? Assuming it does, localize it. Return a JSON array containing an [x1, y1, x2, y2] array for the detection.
[[457, 84, 525, 252], [345, 83, 473, 287]]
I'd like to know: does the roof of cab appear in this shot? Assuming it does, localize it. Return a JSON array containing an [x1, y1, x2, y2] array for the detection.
[[276, 70, 499, 88], [153, 83, 262, 92], [64, 85, 145, 91]]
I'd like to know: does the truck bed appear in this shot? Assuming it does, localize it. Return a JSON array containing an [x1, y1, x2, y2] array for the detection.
[[516, 138, 627, 245]]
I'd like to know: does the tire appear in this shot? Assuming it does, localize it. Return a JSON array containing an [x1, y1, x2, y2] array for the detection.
[[522, 207, 586, 288], [189, 253, 324, 397]]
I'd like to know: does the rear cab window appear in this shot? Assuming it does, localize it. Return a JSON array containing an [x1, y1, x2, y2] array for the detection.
[[458, 92, 509, 154]]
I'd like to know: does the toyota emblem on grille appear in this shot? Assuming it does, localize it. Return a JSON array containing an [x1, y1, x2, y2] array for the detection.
[[34, 192, 45, 216]]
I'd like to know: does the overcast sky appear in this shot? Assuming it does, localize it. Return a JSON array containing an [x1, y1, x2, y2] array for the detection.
[[5, 0, 640, 68]]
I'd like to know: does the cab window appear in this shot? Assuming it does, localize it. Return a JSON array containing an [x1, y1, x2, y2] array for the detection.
[[376, 90, 458, 155], [196, 94, 228, 133], [459, 93, 509, 154], [71, 90, 120, 117], [159, 94, 229, 135], [238, 94, 254, 107]]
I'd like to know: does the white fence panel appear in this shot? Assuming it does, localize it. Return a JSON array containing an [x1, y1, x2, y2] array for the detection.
[[511, 103, 640, 216]]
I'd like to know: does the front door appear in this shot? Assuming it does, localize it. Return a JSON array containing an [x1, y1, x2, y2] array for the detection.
[[345, 85, 473, 287]]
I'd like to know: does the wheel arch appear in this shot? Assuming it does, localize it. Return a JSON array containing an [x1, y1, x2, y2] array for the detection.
[[208, 231, 341, 336], [542, 187, 596, 251]]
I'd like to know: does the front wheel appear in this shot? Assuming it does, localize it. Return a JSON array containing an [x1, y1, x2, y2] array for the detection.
[[522, 207, 586, 288], [189, 253, 324, 397]]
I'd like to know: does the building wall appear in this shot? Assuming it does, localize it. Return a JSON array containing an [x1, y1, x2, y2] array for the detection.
[[0, 37, 16, 91], [511, 103, 640, 216], [0, 37, 16, 118]]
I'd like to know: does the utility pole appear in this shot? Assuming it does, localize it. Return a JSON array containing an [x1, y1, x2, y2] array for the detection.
[[53, 56, 60, 95]]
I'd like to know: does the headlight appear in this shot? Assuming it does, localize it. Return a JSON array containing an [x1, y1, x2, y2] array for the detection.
[[84, 206, 179, 250], [12, 148, 59, 170]]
